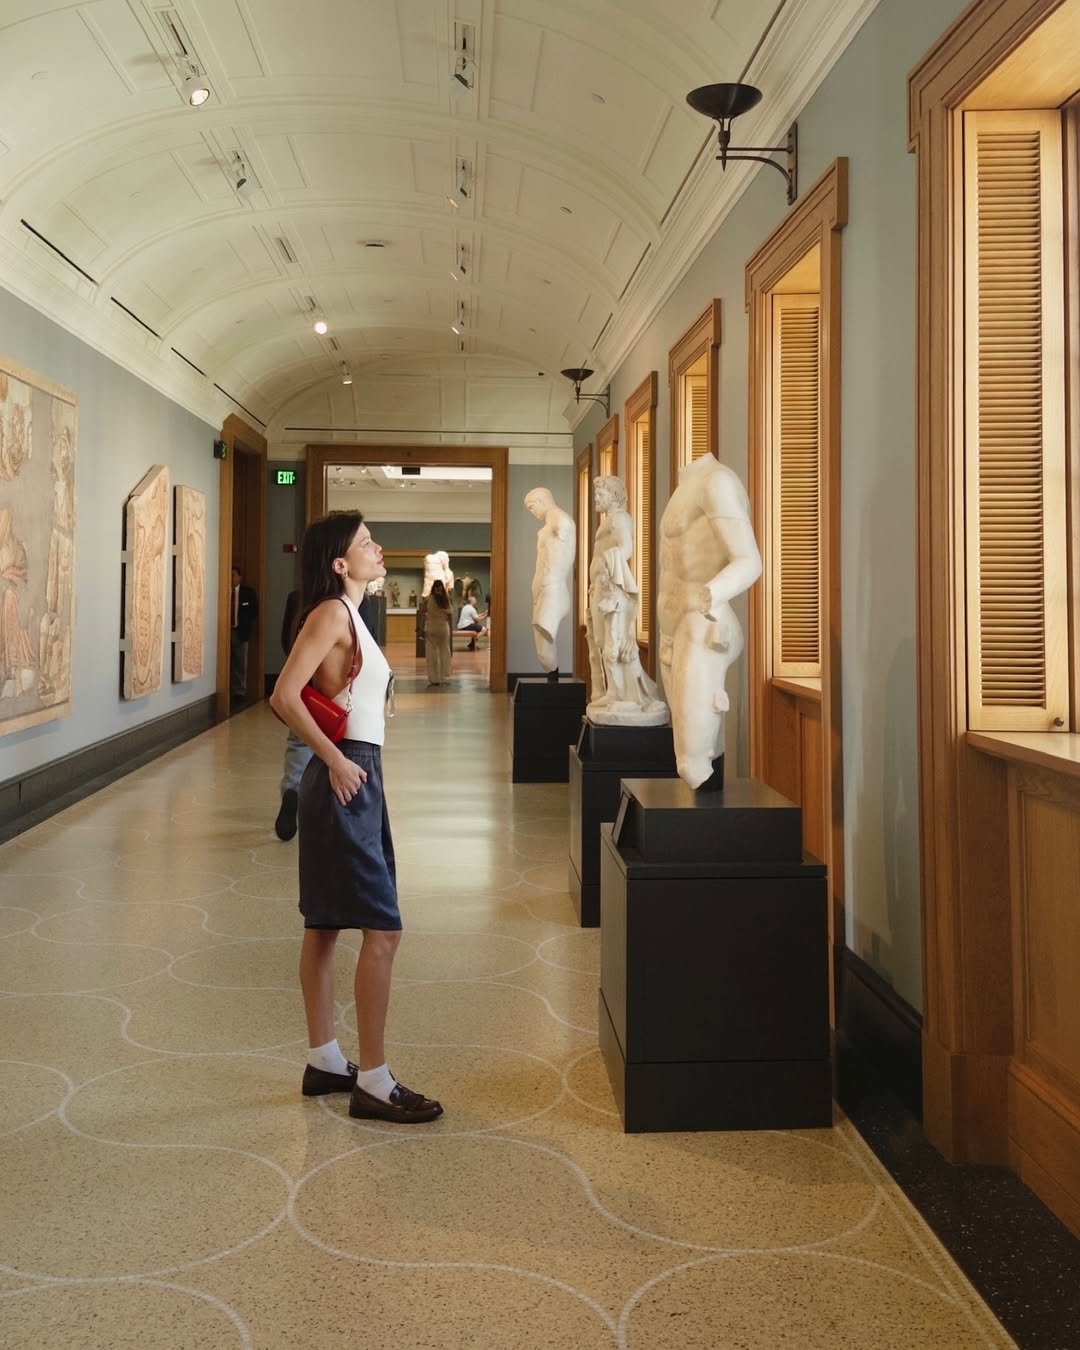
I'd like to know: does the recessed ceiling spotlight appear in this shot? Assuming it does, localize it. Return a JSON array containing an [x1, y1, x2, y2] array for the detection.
[[313, 319, 328, 335], [445, 194, 460, 210], [363, 240, 387, 248], [560, 206, 573, 214], [451, 324, 462, 335], [31, 70, 49, 81], [591, 92, 606, 104], [179, 61, 211, 107]]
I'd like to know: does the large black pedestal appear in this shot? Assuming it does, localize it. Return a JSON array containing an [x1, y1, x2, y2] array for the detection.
[[599, 776, 831, 1133], [511, 678, 587, 782], [568, 721, 678, 927]]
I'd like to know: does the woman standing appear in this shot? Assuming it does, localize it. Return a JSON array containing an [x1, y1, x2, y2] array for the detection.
[[270, 511, 442, 1124], [424, 578, 452, 686]]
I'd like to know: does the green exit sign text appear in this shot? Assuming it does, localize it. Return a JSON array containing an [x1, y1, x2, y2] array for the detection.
[[276, 470, 296, 486]]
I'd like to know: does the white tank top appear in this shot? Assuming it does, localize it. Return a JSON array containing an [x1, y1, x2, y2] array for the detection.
[[331, 594, 392, 746]]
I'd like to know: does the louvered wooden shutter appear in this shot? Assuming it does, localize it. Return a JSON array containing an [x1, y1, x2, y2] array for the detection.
[[688, 374, 709, 461], [633, 418, 652, 643], [963, 111, 1067, 731], [771, 293, 821, 677]]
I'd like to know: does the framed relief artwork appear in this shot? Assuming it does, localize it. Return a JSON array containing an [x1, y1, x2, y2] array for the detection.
[[121, 464, 169, 699], [0, 356, 76, 737], [173, 485, 205, 681]]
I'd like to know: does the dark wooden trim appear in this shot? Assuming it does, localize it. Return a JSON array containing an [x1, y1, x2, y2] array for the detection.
[[668, 300, 722, 493], [0, 696, 215, 842], [837, 947, 923, 1121], [304, 443, 509, 692]]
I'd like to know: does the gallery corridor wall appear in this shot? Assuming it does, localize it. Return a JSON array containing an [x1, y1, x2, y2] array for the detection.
[[0, 284, 220, 783], [572, 0, 970, 1015]]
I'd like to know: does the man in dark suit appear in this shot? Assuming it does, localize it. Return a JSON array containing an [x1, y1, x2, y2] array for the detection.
[[230, 565, 258, 701]]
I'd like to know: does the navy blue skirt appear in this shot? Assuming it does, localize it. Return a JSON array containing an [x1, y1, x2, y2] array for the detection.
[[297, 741, 401, 931]]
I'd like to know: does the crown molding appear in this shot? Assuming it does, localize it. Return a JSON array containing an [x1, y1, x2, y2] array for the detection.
[[570, 0, 882, 429], [0, 236, 228, 430]]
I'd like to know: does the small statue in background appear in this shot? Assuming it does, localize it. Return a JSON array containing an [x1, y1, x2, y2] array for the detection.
[[585, 476, 667, 726]]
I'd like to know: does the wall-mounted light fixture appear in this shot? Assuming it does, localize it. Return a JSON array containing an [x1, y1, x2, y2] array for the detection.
[[686, 83, 798, 205], [560, 367, 610, 417], [179, 59, 211, 107]]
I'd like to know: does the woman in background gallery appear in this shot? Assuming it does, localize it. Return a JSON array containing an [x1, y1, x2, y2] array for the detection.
[[269, 510, 442, 1125], [424, 578, 452, 686]]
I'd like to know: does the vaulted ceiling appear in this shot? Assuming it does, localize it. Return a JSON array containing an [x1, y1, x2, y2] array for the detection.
[[0, 0, 876, 443]]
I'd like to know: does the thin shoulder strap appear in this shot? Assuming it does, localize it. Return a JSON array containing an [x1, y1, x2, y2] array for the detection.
[[337, 596, 362, 682]]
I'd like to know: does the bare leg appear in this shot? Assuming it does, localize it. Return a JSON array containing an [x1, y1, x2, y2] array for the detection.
[[354, 928, 403, 1070], [299, 928, 340, 1047]]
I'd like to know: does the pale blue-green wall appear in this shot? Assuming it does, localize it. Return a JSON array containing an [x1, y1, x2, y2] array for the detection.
[[0, 286, 219, 782], [573, 0, 970, 1009]]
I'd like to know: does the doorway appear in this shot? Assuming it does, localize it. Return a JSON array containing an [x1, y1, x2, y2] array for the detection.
[[305, 445, 508, 692], [215, 414, 267, 721]]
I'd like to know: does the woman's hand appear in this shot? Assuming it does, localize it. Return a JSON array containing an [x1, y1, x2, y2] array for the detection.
[[329, 751, 367, 806]]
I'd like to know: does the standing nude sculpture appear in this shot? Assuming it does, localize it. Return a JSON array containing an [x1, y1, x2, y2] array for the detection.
[[524, 487, 575, 676], [586, 476, 667, 726], [658, 453, 762, 789]]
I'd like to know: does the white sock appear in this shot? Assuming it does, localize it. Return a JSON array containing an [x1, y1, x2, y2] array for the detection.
[[354, 1063, 397, 1103], [307, 1039, 350, 1075]]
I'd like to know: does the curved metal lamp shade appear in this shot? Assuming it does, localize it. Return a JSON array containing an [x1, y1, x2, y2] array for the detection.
[[686, 80, 797, 205], [686, 82, 763, 122], [560, 367, 610, 417]]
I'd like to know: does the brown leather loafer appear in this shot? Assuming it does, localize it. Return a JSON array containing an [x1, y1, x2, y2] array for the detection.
[[301, 1061, 358, 1096], [349, 1081, 443, 1123]]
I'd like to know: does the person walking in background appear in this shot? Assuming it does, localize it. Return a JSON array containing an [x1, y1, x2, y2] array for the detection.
[[424, 578, 452, 686], [269, 511, 442, 1125], [230, 565, 258, 702], [275, 585, 375, 841]]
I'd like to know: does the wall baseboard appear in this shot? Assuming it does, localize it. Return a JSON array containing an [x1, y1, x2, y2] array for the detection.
[[0, 696, 216, 842], [837, 946, 923, 1120]]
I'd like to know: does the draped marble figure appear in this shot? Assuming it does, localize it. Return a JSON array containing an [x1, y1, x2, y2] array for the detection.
[[658, 453, 761, 789], [524, 487, 574, 673], [585, 475, 667, 726]]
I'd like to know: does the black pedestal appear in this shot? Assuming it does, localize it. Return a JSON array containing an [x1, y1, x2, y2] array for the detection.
[[415, 599, 426, 657], [599, 777, 831, 1133], [511, 678, 587, 782], [367, 595, 386, 647], [568, 721, 678, 927]]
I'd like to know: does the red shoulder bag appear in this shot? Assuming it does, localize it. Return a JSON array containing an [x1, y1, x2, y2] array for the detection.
[[274, 597, 360, 743]]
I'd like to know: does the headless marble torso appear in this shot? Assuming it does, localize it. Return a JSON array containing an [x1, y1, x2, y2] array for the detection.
[[527, 496, 574, 672], [657, 454, 761, 788]]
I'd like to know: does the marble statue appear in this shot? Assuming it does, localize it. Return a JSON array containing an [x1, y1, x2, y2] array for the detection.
[[366, 576, 385, 596], [524, 487, 575, 674], [422, 550, 454, 598], [586, 476, 667, 726], [658, 453, 762, 790]]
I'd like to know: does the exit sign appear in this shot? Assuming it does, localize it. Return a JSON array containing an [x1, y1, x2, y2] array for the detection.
[[276, 470, 296, 486]]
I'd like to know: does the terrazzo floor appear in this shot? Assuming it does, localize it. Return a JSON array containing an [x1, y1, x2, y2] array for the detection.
[[0, 671, 1018, 1348]]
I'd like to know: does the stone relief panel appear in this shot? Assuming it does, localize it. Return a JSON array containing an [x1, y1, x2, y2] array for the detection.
[[0, 356, 77, 738], [173, 485, 205, 682], [121, 464, 169, 700]]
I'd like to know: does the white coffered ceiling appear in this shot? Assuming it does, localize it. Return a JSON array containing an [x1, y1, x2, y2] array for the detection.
[[0, 0, 877, 445]]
